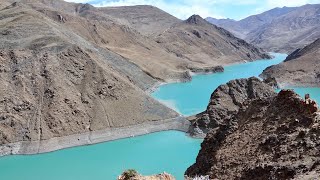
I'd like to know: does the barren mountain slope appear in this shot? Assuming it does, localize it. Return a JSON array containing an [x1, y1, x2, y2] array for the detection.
[[155, 15, 271, 67], [100, 5, 181, 36], [247, 4, 320, 53], [19, 0, 266, 81], [0, 1, 177, 148], [186, 79, 320, 179], [16, 0, 190, 81], [261, 38, 320, 87], [21, 0, 269, 82]]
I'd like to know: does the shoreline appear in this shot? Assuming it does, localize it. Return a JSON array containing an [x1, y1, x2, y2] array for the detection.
[[147, 53, 280, 94], [0, 117, 190, 157]]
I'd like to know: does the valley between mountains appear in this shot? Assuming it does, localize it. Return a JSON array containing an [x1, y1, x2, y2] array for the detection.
[[0, 0, 320, 180], [0, 0, 270, 154]]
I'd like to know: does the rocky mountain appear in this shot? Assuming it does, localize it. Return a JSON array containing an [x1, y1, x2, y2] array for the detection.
[[0, 0, 270, 154], [261, 38, 320, 87], [97, 9, 271, 80], [153, 15, 270, 67], [0, 0, 178, 151], [100, 5, 180, 36], [206, 4, 320, 53], [188, 77, 276, 137], [186, 78, 320, 179], [30, 0, 270, 81], [205, 17, 242, 38], [206, 6, 296, 39]]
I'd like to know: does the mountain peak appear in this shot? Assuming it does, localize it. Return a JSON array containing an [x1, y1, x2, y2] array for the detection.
[[185, 15, 207, 25]]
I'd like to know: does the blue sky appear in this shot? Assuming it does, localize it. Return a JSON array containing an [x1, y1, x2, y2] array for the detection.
[[64, 0, 320, 20]]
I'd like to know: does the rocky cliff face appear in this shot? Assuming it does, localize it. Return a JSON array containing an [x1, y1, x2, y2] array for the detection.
[[207, 4, 320, 53], [188, 77, 276, 137], [186, 81, 320, 179], [261, 38, 320, 87]]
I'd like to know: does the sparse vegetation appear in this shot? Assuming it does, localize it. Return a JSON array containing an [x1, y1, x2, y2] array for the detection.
[[119, 169, 138, 180]]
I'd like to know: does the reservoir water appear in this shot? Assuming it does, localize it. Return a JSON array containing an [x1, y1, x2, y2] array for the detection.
[[0, 131, 202, 180], [1, 53, 320, 180], [152, 53, 288, 116]]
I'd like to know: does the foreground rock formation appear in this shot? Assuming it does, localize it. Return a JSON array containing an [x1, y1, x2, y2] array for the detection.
[[188, 77, 276, 137], [261, 38, 320, 87], [207, 4, 320, 53], [186, 79, 320, 179]]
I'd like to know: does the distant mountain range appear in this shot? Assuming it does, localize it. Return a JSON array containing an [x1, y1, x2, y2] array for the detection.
[[206, 4, 320, 53]]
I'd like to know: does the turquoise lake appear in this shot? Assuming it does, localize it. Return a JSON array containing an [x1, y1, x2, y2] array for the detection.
[[152, 53, 288, 116], [0, 131, 202, 180], [1, 52, 320, 180]]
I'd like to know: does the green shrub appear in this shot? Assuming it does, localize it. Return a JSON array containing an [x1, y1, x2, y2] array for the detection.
[[121, 169, 138, 180]]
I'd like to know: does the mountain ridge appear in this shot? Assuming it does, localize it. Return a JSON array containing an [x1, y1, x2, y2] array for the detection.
[[206, 4, 320, 53]]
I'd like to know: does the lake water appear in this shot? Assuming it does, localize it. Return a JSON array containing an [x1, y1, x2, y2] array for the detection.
[[0, 131, 202, 180], [152, 53, 288, 116], [1, 52, 320, 180]]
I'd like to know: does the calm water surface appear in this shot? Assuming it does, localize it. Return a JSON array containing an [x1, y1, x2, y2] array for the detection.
[[2, 53, 320, 180], [0, 131, 202, 180], [152, 53, 288, 115]]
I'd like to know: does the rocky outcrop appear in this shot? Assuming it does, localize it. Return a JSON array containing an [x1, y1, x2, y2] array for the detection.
[[186, 86, 320, 179], [189, 66, 224, 74], [261, 38, 320, 87], [188, 77, 276, 137]]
